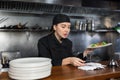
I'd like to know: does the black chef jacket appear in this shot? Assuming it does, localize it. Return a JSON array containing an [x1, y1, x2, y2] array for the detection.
[[38, 33, 86, 66]]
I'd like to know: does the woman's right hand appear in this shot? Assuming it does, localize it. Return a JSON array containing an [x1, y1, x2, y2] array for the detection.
[[62, 57, 86, 66]]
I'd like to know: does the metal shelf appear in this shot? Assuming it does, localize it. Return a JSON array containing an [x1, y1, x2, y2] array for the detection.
[[0, 29, 50, 32]]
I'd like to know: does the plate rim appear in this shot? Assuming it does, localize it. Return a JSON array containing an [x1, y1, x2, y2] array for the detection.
[[9, 57, 51, 68]]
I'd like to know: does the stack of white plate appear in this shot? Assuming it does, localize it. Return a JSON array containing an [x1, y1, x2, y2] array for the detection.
[[8, 57, 52, 80], [0, 64, 2, 74]]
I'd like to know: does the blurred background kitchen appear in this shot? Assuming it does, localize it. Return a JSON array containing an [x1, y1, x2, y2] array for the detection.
[[0, 0, 120, 64]]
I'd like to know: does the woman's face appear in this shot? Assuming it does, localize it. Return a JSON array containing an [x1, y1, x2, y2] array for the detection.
[[53, 22, 71, 39]]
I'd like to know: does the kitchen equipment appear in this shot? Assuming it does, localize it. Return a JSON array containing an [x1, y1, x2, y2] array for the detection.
[[11, 22, 28, 29], [108, 59, 119, 67], [79, 21, 87, 31], [86, 19, 92, 31], [0, 22, 29, 29], [75, 20, 80, 30], [1, 51, 21, 68]]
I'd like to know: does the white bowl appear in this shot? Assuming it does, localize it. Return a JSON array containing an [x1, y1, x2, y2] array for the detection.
[[9, 57, 51, 68]]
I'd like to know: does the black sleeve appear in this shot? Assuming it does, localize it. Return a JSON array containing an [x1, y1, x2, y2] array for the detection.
[[52, 60, 62, 66], [77, 53, 87, 60], [37, 39, 51, 58]]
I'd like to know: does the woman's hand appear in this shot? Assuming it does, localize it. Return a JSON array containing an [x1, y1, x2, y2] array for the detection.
[[62, 57, 85, 66], [83, 48, 94, 57]]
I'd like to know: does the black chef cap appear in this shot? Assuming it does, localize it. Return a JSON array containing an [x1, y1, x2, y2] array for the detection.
[[50, 14, 70, 32]]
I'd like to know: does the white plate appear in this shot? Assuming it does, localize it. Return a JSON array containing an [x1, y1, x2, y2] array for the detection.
[[87, 43, 112, 49], [9, 68, 51, 74], [9, 65, 52, 74], [9, 57, 51, 68], [0, 64, 2, 74], [9, 64, 52, 71], [9, 70, 51, 80]]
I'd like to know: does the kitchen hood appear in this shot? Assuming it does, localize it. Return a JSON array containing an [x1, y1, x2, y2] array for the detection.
[[0, 0, 120, 15], [6, 0, 82, 6], [0, 0, 81, 15]]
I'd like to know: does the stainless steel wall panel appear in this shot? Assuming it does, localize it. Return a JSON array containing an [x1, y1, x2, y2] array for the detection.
[[0, 31, 119, 61]]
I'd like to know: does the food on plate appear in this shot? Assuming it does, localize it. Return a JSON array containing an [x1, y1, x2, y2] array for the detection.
[[87, 41, 112, 49], [90, 41, 107, 47]]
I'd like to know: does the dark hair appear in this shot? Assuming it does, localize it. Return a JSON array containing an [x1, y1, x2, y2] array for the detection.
[[50, 14, 70, 32]]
